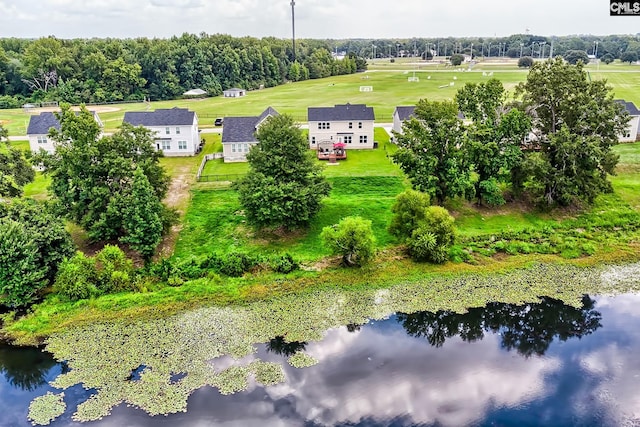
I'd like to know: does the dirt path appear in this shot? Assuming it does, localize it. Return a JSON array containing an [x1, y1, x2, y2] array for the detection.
[[155, 165, 194, 259]]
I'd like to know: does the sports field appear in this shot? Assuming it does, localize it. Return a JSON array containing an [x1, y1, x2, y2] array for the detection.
[[1, 59, 638, 135]]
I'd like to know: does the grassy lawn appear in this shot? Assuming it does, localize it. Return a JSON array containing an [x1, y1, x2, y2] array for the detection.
[[611, 142, 640, 210], [174, 175, 407, 261]]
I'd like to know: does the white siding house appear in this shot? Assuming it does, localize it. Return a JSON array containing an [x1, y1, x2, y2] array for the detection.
[[616, 100, 640, 142], [123, 108, 200, 156], [27, 111, 103, 154], [392, 106, 416, 140], [221, 107, 279, 162], [307, 104, 375, 149]]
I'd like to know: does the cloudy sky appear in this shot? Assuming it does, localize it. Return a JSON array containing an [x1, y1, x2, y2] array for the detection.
[[0, 0, 638, 40]]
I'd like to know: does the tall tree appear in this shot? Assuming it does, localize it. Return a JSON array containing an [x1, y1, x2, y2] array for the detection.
[[0, 124, 35, 197], [235, 114, 330, 229], [516, 58, 628, 206], [456, 79, 530, 205], [119, 167, 164, 261], [392, 99, 473, 204], [37, 104, 171, 255]]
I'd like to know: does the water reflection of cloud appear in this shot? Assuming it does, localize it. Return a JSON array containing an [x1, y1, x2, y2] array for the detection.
[[262, 327, 561, 427], [593, 294, 640, 319], [579, 343, 640, 425]]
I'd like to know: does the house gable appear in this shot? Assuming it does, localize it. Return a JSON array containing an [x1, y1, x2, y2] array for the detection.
[[221, 107, 279, 162]]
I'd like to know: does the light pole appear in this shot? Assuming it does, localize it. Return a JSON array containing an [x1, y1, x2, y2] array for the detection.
[[540, 42, 546, 59], [488, 43, 491, 57], [372, 44, 377, 60], [470, 42, 474, 59], [290, 1, 296, 62], [520, 43, 524, 58], [530, 42, 536, 58], [396, 43, 400, 58]]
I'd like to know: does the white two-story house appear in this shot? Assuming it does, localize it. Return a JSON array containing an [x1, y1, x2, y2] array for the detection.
[[616, 99, 640, 142], [221, 107, 279, 162], [123, 108, 200, 156], [27, 111, 103, 154], [307, 104, 375, 149], [392, 106, 416, 140]]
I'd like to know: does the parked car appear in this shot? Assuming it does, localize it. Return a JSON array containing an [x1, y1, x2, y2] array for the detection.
[[214, 118, 224, 126]]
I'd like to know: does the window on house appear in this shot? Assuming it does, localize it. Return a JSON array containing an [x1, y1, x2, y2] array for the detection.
[[344, 135, 352, 144], [165, 127, 170, 134], [161, 140, 171, 150], [244, 144, 250, 153], [348, 122, 353, 129], [358, 122, 363, 129], [359, 135, 368, 144], [311, 136, 316, 144], [317, 122, 330, 129], [232, 144, 237, 153], [176, 127, 181, 134], [178, 140, 187, 150], [37, 136, 47, 144]]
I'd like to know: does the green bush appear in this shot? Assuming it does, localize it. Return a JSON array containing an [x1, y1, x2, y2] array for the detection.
[[0, 219, 48, 308], [478, 178, 505, 207], [388, 190, 431, 241], [321, 216, 376, 267], [202, 251, 259, 277], [269, 253, 299, 274], [95, 245, 135, 293], [407, 206, 456, 263], [53, 252, 99, 301]]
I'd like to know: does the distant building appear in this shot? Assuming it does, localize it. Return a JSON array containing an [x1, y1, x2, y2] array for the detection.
[[123, 107, 200, 156], [27, 111, 103, 154], [392, 106, 416, 139], [615, 99, 640, 142], [223, 88, 246, 98], [307, 103, 375, 149], [221, 107, 279, 162]]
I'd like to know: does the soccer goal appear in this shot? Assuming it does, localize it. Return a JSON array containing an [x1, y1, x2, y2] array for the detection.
[[359, 86, 373, 92]]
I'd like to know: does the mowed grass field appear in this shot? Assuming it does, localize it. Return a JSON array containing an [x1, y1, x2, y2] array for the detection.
[[2, 60, 638, 136]]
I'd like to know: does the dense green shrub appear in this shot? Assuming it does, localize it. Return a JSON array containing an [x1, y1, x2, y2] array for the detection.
[[388, 190, 431, 241], [269, 253, 299, 274], [95, 245, 135, 293], [518, 56, 534, 68], [0, 219, 47, 308], [407, 206, 456, 263], [53, 252, 99, 301], [478, 178, 505, 207], [201, 251, 259, 277], [321, 216, 376, 267]]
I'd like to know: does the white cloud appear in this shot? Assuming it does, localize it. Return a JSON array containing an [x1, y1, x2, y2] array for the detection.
[[0, 0, 638, 39]]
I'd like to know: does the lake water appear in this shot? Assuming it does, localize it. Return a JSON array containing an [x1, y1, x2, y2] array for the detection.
[[2, 293, 640, 426]]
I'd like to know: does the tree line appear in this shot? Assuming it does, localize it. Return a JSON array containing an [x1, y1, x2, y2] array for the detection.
[[0, 34, 366, 108]]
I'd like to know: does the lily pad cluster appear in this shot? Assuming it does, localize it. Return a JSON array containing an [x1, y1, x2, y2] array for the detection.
[[30, 262, 640, 424]]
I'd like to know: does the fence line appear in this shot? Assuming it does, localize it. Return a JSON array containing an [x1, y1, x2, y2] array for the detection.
[[196, 153, 224, 181], [198, 173, 244, 183]]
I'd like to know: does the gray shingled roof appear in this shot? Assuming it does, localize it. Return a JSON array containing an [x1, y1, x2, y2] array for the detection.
[[123, 108, 196, 126], [26, 111, 100, 135], [222, 107, 279, 144], [394, 106, 415, 121], [27, 112, 61, 135], [308, 104, 375, 121], [616, 99, 640, 116]]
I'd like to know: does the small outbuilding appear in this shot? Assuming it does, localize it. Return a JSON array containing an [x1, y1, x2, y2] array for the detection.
[[223, 88, 246, 98]]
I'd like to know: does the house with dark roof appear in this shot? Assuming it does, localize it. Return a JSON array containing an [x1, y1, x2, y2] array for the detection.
[[615, 99, 640, 142], [123, 107, 200, 156], [307, 104, 375, 150], [392, 106, 416, 139], [27, 111, 103, 154], [221, 107, 279, 162]]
